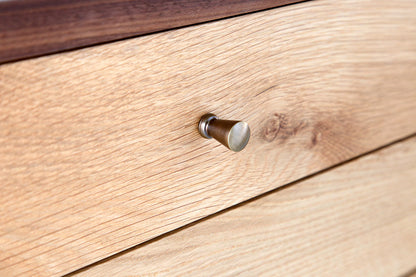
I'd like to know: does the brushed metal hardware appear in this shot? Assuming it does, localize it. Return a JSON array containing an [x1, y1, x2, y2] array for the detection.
[[198, 113, 250, 152]]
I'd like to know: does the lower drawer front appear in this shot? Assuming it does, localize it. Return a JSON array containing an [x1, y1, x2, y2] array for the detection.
[[1, 0, 416, 275], [72, 137, 416, 277]]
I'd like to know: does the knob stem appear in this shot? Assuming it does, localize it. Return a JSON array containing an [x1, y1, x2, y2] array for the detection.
[[198, 113, 250, 152]]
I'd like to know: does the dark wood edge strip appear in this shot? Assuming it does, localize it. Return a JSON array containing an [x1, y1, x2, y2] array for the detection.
[[0, 0, 305, 64]]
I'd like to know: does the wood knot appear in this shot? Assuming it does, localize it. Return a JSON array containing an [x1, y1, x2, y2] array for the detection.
[[262, 113, 282, 142], [311, 131, 322, 147], [310, 121, 327, 148]]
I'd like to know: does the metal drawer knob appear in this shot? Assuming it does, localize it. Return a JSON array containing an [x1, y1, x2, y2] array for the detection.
[[198, 113, 250, 152]]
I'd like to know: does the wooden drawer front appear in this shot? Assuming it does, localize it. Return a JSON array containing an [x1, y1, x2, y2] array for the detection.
[[1, 0, 416, 275], [72, 137, 416, 277]]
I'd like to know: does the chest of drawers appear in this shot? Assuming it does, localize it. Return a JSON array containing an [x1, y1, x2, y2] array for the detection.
[[0, 0, 415, 276]]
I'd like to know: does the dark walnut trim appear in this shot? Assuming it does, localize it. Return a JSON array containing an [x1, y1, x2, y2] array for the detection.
[[0, 0, 304, 64]]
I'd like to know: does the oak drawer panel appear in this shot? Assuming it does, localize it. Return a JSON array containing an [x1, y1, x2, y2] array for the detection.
[[71, 137, 416, 277], [1, 0, 416, 275]]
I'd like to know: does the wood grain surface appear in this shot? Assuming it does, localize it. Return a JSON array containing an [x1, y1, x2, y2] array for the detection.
[[1, 0, 416, 275], [0, 0, 303, 64], [70, 136, 416, 277]]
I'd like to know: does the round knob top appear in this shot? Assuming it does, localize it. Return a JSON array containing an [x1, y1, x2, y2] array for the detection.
[[198, 113, 250, 152], [227, 121, 250, 152]]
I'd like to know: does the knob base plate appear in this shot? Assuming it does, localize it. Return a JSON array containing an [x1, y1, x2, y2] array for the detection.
[[198, 113, 218, 139]]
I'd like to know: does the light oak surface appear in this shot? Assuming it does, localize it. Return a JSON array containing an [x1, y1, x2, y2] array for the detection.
[[72, 137, 416, 277], [1, 0, 416, 275]]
